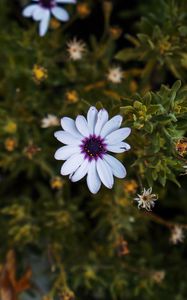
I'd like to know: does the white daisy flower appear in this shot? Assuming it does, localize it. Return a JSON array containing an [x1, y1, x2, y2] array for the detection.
[[67, 37, 86, 60], [107, 66, 123, 84], [41, 114, 59, 128], [134, 187, 158, 211], [22, 0, 76, 37], [170, 226, 185, 245], [54, 106, 131, 194]]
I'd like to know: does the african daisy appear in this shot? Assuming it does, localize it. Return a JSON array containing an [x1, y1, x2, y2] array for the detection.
[[54, 106, 131, 194]]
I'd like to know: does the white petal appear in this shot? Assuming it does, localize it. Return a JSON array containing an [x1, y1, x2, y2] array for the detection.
[[54, 146, 80, 160], [51, 7, 69, 21], [87, 160, 101, 194], [39, 10, 50, 37], [33, 6, 45, 21], [107, 142, 131, 153], [54, 131, 80, 145], [61, 117, 83, 139], [75, 115, 90, 137], [104, 154, 126, 179], [71, 159, 89, 182], [94, 109, 109, 136], [96, 158, 114, 189], [87, 106, 98, 135], [56, 0, 76, 3], [22, 4, 38, 17], [61, 153, 84, 175], [105, 127, 131, 144], [100, 115, 122, 138]]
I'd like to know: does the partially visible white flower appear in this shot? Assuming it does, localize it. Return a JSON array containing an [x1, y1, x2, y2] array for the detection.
[[182, 165, 187, 175], [54, 106, 131, 194], [134, 187, 158, 211], [22, 0, 76, 37], [107, 66, 123, 84], [170, 225, 185, 245], [41, 114, 59, 128], [67, 38, 86, 60]]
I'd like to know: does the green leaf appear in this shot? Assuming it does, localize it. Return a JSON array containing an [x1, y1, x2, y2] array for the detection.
[[148, 104, 164, 114], [178, 26, 187, 36], [171, 80, 181, 93], [115, 48, 139, 62], [120, 106, 134, 114], [133, 101, 142, 109], [144, 122, 153, 133], [159, 173, 166, 186]]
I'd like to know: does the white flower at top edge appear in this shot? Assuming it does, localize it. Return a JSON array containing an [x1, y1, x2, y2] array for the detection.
[[54, 106, 131, 194], [134, 187, 158, 211], [107, 66, 123, 84], [41, 114, 59, 128], [22, 0, 76, 37], [67, 38, 86, 60]]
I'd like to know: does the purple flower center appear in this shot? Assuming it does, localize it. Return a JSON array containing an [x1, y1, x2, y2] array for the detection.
[[39, 0, 55, 8], [80, 135, 107, 161]]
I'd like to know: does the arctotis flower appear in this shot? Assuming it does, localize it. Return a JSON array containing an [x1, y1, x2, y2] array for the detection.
[[107, 66, 123, 84], [170, 225, 185, 244], [41, 114, 59, 128], [67, 38, 86, 61], [134, 187, 158, 211], [54, 106, 131, 194], [22, 0, 76, 37]]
